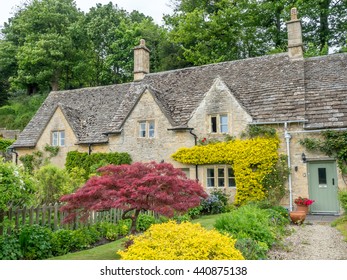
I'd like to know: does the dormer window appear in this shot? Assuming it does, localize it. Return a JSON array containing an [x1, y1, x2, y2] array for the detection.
[[139, 120, 155, 138], [210, 114, 229, 133], [52, 131, 65, 146]]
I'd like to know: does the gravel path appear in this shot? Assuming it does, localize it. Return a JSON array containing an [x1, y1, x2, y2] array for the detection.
[[268, 221, 347, 260]]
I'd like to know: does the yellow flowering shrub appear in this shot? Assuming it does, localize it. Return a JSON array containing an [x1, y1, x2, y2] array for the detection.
[[118, 221, 244, 260], [171, 137, 280, 205]]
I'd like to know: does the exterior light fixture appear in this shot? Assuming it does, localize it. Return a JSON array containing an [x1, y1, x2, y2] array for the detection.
[[301, 153, 307, 163]]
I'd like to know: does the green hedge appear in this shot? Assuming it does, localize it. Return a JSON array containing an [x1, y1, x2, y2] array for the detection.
[[0, 138, 15, 152], [65, 151, 132, 178]]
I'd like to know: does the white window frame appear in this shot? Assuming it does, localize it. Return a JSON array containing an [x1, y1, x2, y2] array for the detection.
[[209, 114, 229, 134], [206, 165, 236, 188], [52, 130, 65, 147], [138, 120, 155, 138]]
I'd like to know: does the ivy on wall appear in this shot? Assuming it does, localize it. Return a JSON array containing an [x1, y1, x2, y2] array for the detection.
[[300, 130, 347, 174], [172, 137, 280, 205]]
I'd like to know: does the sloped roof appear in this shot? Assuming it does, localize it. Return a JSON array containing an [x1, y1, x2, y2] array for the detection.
[[12, 52, 347, 148], [304, 53, 347, 129]]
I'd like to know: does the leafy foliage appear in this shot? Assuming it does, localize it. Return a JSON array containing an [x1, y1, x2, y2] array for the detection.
[[60, 162, 208, 233], [214, 204, 278, 248], [34, 164, 77, 205], [118, 221, 244, 260], [172, 137, 280, 205], [338, 190, 347, 214], [300, 130, 347, 174], [65, 151, 132, 179], [18, 224, 53, 260], [0, 158, 36, 210], [0, 234, 23, 260], [201, 189, 229, 214], [0, 138, 14, 152]]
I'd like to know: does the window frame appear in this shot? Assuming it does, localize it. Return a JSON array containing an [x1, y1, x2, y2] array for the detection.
[[209, 114, 229, 134], [51, 130, 65, 147], [206, 165, 236, 188], [138, 120, 155, 138]]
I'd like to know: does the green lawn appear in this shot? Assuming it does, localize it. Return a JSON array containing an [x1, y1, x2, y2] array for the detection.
[[48, 238, 124, 260], [48, 214, 223, 260]]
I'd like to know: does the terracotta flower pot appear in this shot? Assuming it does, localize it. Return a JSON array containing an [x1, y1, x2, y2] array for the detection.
[[296, 205, 309, 214], [289, 211, 306, 224]]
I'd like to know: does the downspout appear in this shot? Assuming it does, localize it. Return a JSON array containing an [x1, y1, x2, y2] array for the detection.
[[189, 129, 199, 181], [284, 122, 293, 211], [88, 144, 93, 155]]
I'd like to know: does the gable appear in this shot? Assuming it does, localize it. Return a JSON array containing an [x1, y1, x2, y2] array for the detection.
[[189, 77, 252, 135], [36, 106, 77, 148]]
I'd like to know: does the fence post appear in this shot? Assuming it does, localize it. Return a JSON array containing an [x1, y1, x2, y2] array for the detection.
[[54, 203, 59, 231], [7, 207, 13, 235], [29, 206, 34, 226], [22, 206, 27, 227]]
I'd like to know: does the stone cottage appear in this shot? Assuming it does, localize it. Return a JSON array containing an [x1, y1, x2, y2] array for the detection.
[[11, 8, 347, 214]]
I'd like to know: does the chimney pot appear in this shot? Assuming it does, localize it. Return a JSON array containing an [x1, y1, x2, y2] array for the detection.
[[291, 7, 298, 20]]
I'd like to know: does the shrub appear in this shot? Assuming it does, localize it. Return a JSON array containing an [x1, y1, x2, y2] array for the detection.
[[51, 229, 75, 256], [18, 224, 53, 260], [235, 238, 268, 260], [338, 190, 347, 214], [65, 151, 132, 178], [0, 234, 22, 260], [201, 194, 225, 215], [118, 221, 244, 260], [214, 204, 276, 247], [136, 214, 156, 231]]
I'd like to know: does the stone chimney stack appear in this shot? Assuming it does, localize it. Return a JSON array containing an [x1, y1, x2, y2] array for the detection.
[[286, 8, 303, 59], [133, 39, 150, 81]]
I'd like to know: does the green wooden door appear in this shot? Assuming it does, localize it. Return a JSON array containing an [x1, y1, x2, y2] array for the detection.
[[307, 161, 339, 214]]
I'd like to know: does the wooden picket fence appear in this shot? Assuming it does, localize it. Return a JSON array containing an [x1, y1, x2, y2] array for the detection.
[[0, 203, 125, 236]]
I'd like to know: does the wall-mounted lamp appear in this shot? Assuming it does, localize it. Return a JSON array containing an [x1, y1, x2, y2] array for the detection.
[[301, 153, 307, 163]]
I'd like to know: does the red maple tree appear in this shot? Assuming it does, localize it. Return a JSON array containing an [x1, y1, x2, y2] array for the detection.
[[60, 162, 207, 232]]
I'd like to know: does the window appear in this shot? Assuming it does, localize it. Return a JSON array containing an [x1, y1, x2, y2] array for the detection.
[[206, 166, 236, 188], [210, 114, 229, 133], [138, 120, 155, 138], [52, 131, 65, 147]]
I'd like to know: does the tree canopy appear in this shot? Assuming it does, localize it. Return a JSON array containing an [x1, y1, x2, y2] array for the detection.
[[0, 0, 346, 123], [60, 162, 207, 232]]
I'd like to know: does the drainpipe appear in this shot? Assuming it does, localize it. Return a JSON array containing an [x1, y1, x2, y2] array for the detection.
[[88, 144, 93, 155], [284, 122, 293, 211], [189, 129, 199, 181]]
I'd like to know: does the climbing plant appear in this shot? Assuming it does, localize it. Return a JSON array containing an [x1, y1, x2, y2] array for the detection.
[[300, 130, 347, 175], [172, 137, 280, 205]]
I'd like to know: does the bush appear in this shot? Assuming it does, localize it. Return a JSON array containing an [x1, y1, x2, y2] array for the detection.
[[338, 190, 347, 214], [18, 224, 53, 260], [65, 151, 132, 178], [51, 229, 75, 256], [214, 204, 276, 247], [235, 238, 268, 260], [136, 214, 156, 231], [0, 234, 22, 260], [200, 189, 229, 215], [118, 221, 244, 260]]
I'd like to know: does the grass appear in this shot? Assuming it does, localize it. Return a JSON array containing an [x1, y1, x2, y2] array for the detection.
[[48, 214, 224, 260], [48, 238, 124, 260], [332, 215, 347, 241]]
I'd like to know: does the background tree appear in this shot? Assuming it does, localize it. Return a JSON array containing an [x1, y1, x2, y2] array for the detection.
[[60, 162, 208, 233], [2, 0, 89, 93]]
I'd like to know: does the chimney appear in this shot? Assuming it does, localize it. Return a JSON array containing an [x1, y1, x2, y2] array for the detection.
[[286, 8, 303, 59], [133, 39, 150, 81]]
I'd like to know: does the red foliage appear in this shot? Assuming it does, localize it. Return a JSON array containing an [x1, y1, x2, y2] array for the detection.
[[60, 162, 208, 224]]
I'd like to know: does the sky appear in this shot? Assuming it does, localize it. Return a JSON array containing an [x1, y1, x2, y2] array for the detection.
[[0, 0, 174, 27]]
